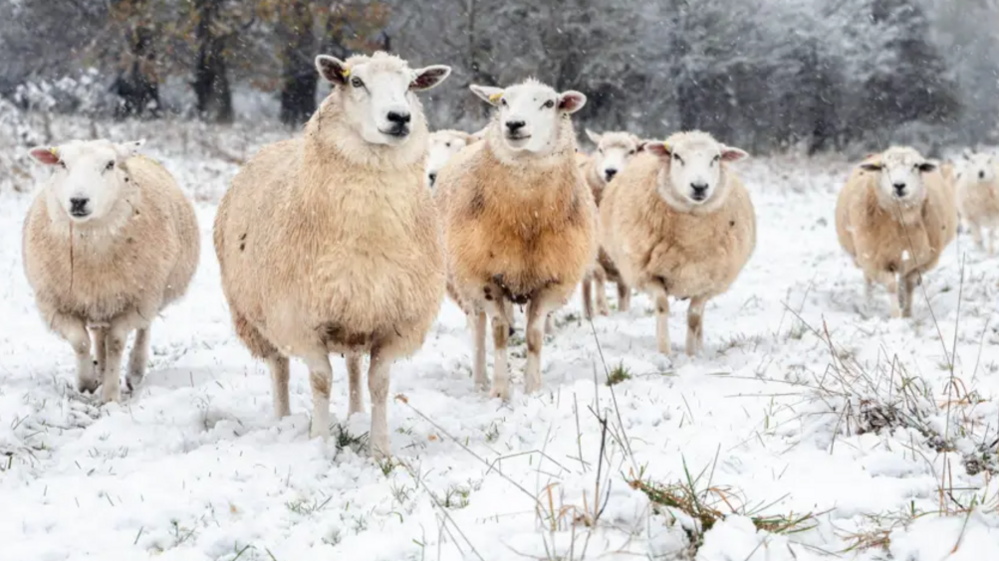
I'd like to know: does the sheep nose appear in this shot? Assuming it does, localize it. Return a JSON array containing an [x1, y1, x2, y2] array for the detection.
[[604, 168, 618, 181], [893, 182, 907, 194], [979, 170, 986, 179], [69, 197, 89, 216], [428, 172, 437, 186], [387, 111, 411, 124], [505, 120, 526, 133], [691, 182, 708, 193]]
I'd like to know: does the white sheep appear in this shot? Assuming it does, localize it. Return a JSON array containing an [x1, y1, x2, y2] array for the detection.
[[426, 129, 477, 189], [435, 79, 596, 399], [600, 131, 755, 356], [579, 129, 643, 319], [955, 150, 999, 254], [23, 139, 200, 402], [835, 147, 957, 318], [214, 52, 450, 458]]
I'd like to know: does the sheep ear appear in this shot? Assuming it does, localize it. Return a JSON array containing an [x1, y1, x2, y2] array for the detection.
[[585, 129, 601, 145], [29, 146, 61, 166], [558, 91, 586, 114], [470, 85, 504, 106], [721, 145, 749, 162], [859, 162, 882, 172], [636, 139, 655, 152], [411, 65, 451, 91], [962, 148, 973, 161], [115, 139, 145, 159], [917, 161, 937, 173], [646, 141, 671, 159], [316, 55, 349, 86]]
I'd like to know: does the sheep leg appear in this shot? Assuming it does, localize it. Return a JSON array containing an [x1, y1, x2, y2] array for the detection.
[[544, 313, 555, 335], [92, 326, 107, 383], [594, 265, 610, 316], [863, 273, 874, 303], [504, 299, 517, 335], [972, 222, 985, 250], [617, 282, 631, 313], [902, 273, 918, 318], [346, 352, 364, 416], [368, 342, 401, 459], [887, 276, 901, 319], [102, 326, 133, 404], [486, 301, 511, 400], [582, 273, 595, 320], [686, 297, 707, 356], [988, 227, 997, 256], [126, 327, 150, 391], [266, 354, 291, 418], [472, 311, 489, 389], [655, 293, 671, 355], [525, 295, 558, 394], [51, 313, 96, 393], [302, 351, 333, 439]]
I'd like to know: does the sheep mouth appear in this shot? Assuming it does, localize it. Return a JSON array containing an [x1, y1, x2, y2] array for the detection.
[[69, 209, 92, 219], [380, 126, 410, 139], [689, 192, 708, 202], [505, 134, 531, 142]]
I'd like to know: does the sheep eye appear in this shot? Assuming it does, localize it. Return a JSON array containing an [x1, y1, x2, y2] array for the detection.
[[59, 161, 67, 169], [712, 155, 721, 164], [350, 77, 364, 88], [673, 154, 683, 164], [445, 142, 451, 148], [543, 99, 555, 109], [105, 161, 115, 171], [501, 98, 508, 107], [629, 149, 636, 155]]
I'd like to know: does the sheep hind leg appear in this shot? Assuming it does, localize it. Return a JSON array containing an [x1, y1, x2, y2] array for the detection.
[[686, 297, 707, 357], [52, 313, 96, 394], [92, 326, 107, 386], [655, 293, 671, 355], [887, 276, 902, 319], [594, 265, 610, 316], [617, 282, 631, 313], [126, 327, 150, 392], [901, 273, 918, 319], [472, 311, 489, 389], [486, 298, 511, 401], [266, 354, 291, 418], [302, 351, 333, 439], [346, 352, 364, 416], [582, 273, 594, 320]]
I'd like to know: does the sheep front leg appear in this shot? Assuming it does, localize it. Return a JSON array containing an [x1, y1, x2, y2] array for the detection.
[[887, 276, 901, 319], [525, 293, 559, 394], [972, 222, 985, 250], [901, 273, 918, 318], [472, 311, 489, 389], [686, 296, 707, 356], [50, 312, 96, 393], [126, 327, 150, 391], [988, 226, 997, 256], [92, 326, 107, 383], [302, 351, 333, 439], [617, 282, 631, 313], [346, 352, 364, 416], [266, 354, 291, 418], [368, 341, 403, 459]]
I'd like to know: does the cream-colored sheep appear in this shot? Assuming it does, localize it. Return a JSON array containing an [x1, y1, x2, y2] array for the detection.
[[214, 52, 451, 458], [435, 79, 596, 399], [601, 131, 755, 356], [580, 129, 643, 319], [23, 139, 199, 402], [835, 147, 955, 318], [426, 129, 478, 189], [955, 151, 999, 254]]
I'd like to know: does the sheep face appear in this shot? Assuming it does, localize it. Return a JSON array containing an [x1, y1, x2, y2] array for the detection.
[[426, 131, 472, 188], [29, 139, 145, 224], [961, 151, 995, 183], [860, 148, 936, 206], [646, 132, 748, 209], [471, 80, 586, 154], [316, 53, 451, 147], [586, 130, 642, 184]]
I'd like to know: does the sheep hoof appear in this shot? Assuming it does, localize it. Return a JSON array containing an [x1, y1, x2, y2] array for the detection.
[[77, 378, 99, 394], [489, 385, 510, 401], [126, 372, 143, 393], [101, 385, 121, 404], [309, 421, 331, 440]]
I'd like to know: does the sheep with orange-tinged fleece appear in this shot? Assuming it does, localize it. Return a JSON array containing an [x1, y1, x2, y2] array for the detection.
[[425, 129, 479, 189], [435, 79, 596, 399], [579, 129, 644, 319], [601, 131, 755, 356], [835, 147, 956, 318], [23, 139, 199, 403], [214, 52, 451, 458], [955, 150, 999, 254]]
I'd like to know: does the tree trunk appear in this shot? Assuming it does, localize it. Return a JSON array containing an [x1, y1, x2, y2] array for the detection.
[[193, 0, 233, 123], [278, 0, 317, 126], [112, 24, 160, 120]]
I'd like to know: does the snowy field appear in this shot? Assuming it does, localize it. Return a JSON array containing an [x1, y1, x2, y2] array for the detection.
[[1, 118, 999, 561]]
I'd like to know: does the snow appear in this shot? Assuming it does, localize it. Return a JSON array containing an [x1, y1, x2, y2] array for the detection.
[[2, 121, 999, 561]]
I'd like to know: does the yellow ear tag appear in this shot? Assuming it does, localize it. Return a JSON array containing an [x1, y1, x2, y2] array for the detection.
[[49, 147, 59, 156], [489, 92, 503, 103], [662, 142, 671, 151], [341, 64, 351, 78]]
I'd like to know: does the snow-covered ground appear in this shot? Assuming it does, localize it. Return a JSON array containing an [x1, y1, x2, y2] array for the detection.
[[1, 118, 998, 561]]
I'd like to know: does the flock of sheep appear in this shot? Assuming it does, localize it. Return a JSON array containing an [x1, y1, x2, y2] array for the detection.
[[18, 52, 999, 459]]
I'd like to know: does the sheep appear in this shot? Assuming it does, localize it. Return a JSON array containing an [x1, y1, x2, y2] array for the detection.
[[23, 139, 199, 403], [600, 131, 755, 356], [435, 78, 596, 399], [835, 147, 956, 318], [426, 129, 477, 189], [213, 52, 451, 458], [955, 150, 999, 254], [579, 129, 643, 319]]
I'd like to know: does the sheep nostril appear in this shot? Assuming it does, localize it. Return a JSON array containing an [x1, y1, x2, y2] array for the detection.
[[979, 171, 986, 180], [605, 169, 618, 181], [428, 172, 437, 186]]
